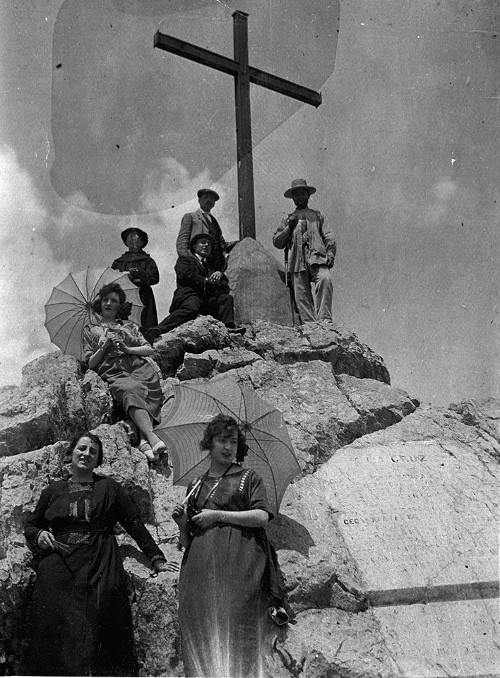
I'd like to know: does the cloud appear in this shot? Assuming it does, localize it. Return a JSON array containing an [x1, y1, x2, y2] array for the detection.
[[424, 179, 458, 226], [139, 156, 212, 213], [0, 146, 69, 385]]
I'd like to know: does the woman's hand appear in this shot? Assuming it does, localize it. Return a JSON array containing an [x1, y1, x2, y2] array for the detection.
[[101, 336, 114, 352], [113, 339, 129, 355], [150, 559, 179, 577], [88, 336, 117, 369], [171, 503, 188, 527], [190, 509, 221, 530], [37, 529, 56, 550]]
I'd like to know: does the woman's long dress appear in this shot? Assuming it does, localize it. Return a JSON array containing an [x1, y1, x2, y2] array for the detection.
[[24, 474, 164, 676], [179, 466, 272, 678], [83, 320, 162, 424], [111, 250, 159, 330]]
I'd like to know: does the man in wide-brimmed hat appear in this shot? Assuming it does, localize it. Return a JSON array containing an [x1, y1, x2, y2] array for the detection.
[[176, 188, 227, 277], [273, 179, 336, 323], [144, 233, 244, 344]]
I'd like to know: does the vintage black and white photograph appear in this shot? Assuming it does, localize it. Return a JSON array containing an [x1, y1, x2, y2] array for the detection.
[[0, 1, 498, 676]]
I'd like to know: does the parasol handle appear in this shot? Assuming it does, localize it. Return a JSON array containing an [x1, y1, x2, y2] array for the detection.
[[182, 478, 203, 506]]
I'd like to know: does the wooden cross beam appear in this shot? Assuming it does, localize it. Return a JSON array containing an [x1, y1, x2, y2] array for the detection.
[[154, 11, 321, 240]]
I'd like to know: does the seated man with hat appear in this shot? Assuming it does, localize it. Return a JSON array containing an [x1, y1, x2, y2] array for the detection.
[[273, 179, 336, 323], [144, 233, 244, 344], [111, 226, 159, 331], [176, 188, 227, 276]]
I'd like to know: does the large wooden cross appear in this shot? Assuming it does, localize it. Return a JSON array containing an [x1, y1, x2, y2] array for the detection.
[[154, 11, 321, 240]]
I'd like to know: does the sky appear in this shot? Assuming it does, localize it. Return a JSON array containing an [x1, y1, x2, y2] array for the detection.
[[0, 0, 498, 406]]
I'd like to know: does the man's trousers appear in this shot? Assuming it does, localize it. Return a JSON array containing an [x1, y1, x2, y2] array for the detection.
[[156, 293, 235, 334], [292, 264, 333, 323]]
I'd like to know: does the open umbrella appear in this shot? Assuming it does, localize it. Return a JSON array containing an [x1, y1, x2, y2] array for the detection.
[[44, 267, 143, 361], [156, 376, 300, 515]]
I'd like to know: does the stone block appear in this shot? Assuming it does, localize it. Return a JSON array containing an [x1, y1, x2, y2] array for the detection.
[[267, 608, 402, 678], [211, 346, 261, 373], [177, 346, 261, 381], [313, 431, 500, 676], [301, 321, 390, 382], [177, 352, 214, 381], [226, 238, 293, 326], [152, 317, 230, 379], [336, 374, 419, 432]]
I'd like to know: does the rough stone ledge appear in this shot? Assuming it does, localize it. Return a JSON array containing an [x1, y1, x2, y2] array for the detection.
[[243, 320, 390, 384], [449, 398, 500, 455], [152, 316, 231, 378], [266, 608, 403, 678], [177, 346, 262, 381], [229, 361, 418, 472], [152, 318, 390, 384]]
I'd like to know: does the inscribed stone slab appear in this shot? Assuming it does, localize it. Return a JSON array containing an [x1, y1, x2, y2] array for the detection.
[[317, 439, 499, 677]]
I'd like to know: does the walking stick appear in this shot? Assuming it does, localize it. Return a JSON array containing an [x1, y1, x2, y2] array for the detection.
[[284, 248, 296, 327]]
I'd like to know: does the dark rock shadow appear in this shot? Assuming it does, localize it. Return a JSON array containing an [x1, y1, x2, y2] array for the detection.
[[267, 515, 315, 558], [122, 481, 155, 523]]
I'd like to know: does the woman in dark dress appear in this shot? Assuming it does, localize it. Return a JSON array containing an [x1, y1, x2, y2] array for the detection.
[[172, 415, 292, 678], [83, 282, 166, 461], [111, 227, 159, 331], [24, 432, 176, 676]]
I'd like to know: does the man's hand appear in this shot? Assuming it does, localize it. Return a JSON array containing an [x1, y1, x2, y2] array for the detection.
[[208, 271, 223, 284]]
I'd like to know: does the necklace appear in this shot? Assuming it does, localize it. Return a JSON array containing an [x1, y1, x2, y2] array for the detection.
[[195, 464, 233, 510]]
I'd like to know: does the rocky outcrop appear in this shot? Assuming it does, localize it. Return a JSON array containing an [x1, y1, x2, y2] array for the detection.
[[0, 355, 86, 458], [153, 317, 390, 384], [265, 608, 403, 678], [0, 319, 393, 465], [0, 318, 497, 677], [449, 398, 500, 451], [271, 403, 500, 677]]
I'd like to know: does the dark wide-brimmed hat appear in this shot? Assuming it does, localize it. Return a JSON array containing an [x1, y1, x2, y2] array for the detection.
[[121, 227, 149, 247], [284, 178, 316, 199], [189, 232, 217, 252], [197, 188, 220, 201]]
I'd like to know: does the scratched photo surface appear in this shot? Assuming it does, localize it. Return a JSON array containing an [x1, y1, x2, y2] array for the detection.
[[1, 3, 500, 678], [1, 1, 498, 402]]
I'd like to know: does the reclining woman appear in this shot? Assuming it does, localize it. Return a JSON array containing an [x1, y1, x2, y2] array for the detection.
[[83, 281, 166, 461]]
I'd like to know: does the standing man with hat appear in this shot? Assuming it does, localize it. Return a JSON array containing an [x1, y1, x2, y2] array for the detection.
[[144, 233, 244, 344], [176, 189, 227, 276], [273, 179, 336, 323], [111, 226, 159, 330]]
